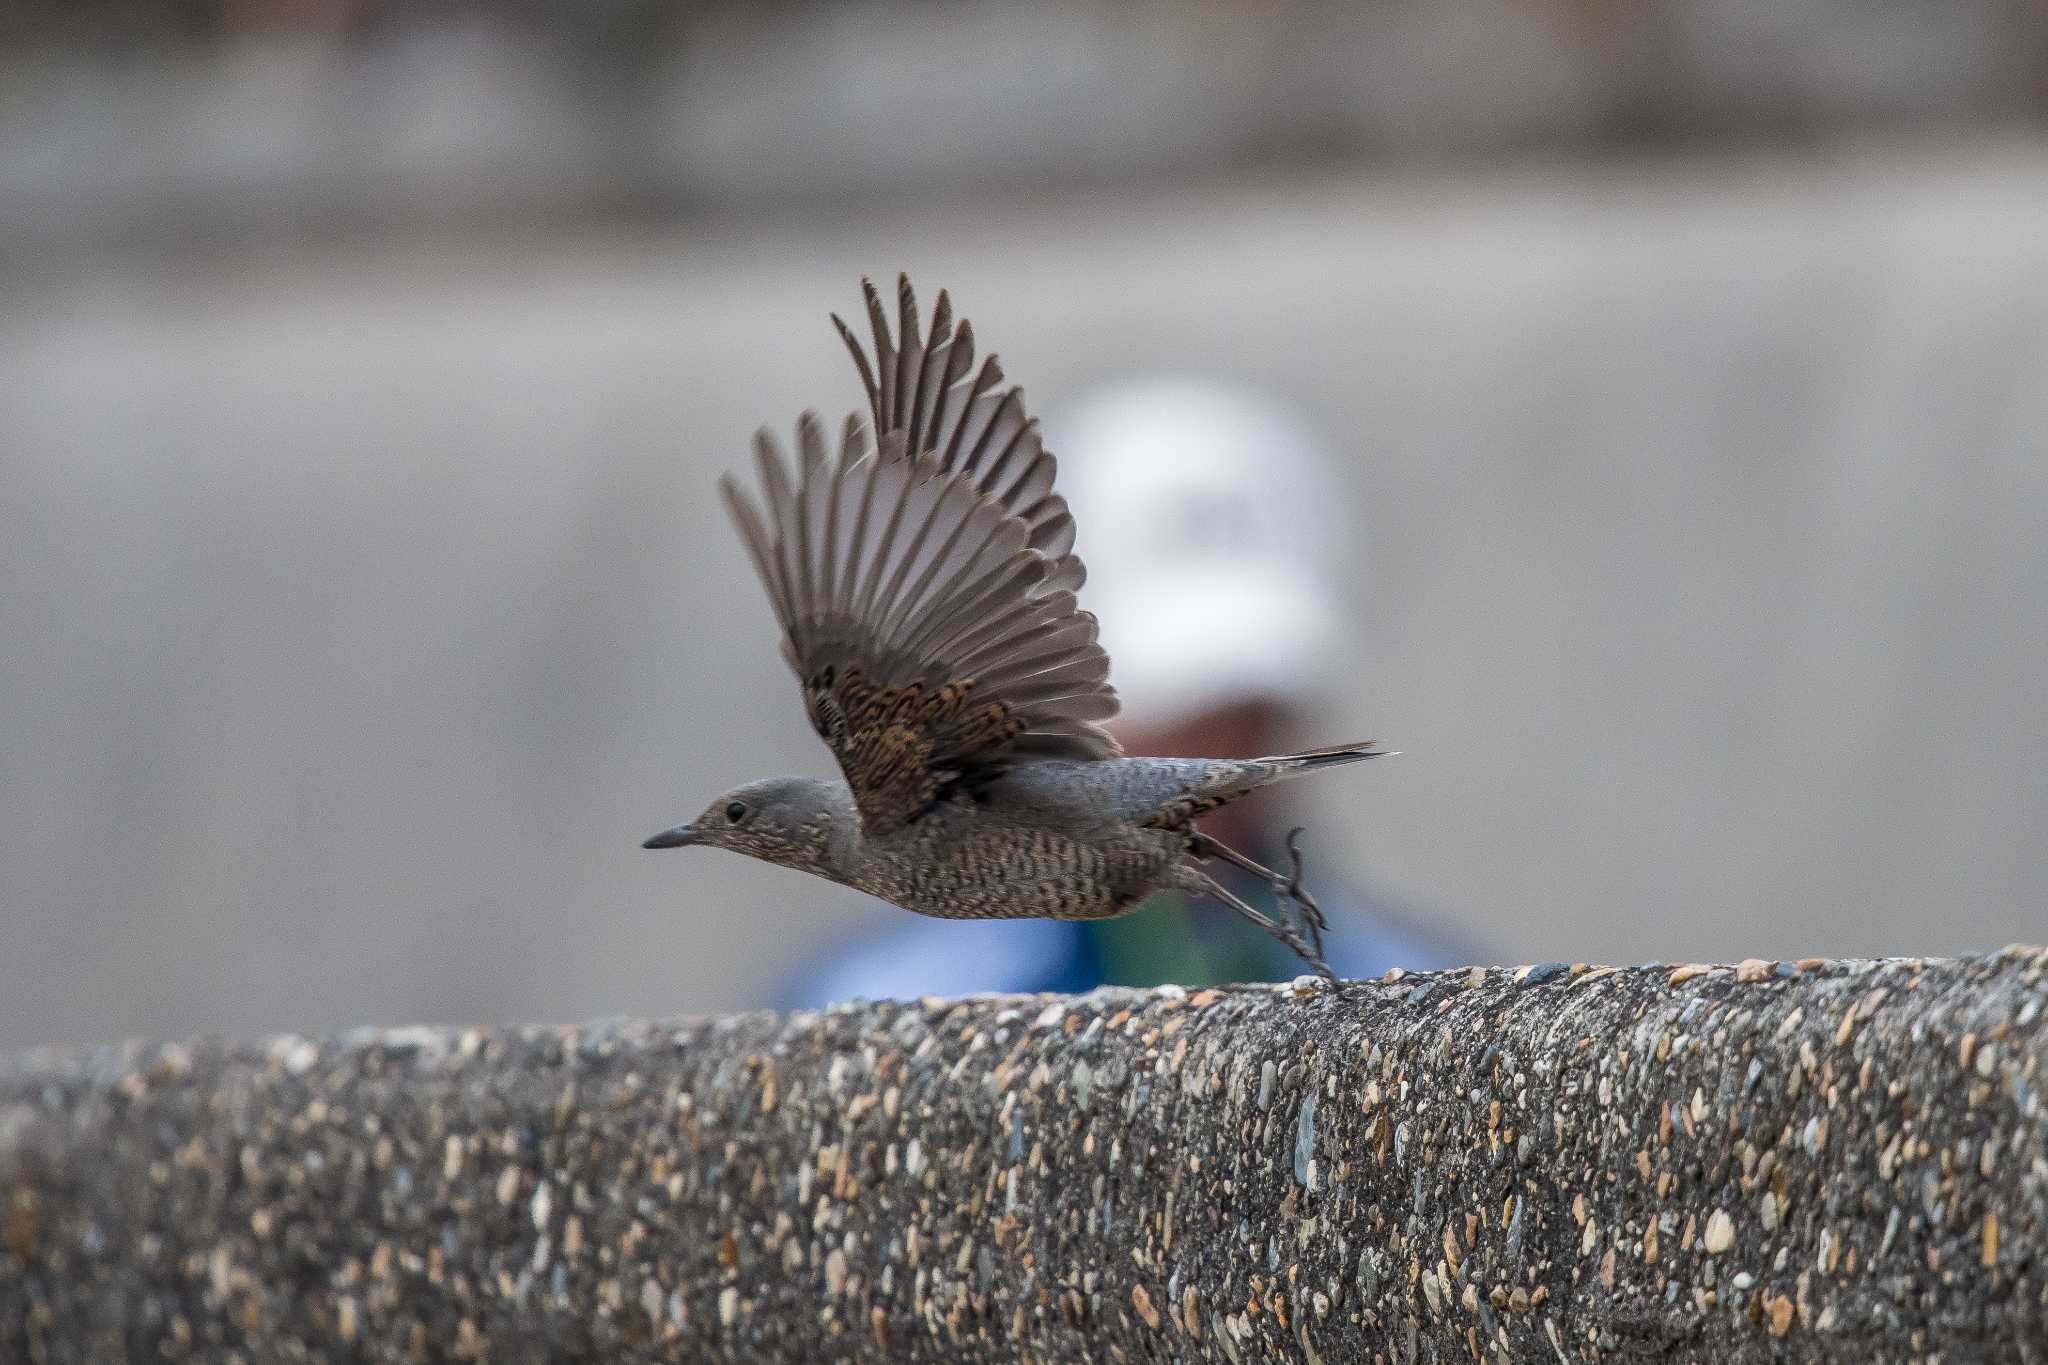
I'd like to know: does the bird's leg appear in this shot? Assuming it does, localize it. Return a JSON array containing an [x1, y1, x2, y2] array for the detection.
[[1281, 827, 1329, 963], [1180, 864, 1340, 988], [1189, 829, 1331, 965]]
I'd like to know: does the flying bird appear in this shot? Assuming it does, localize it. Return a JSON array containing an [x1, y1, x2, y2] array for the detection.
[[642, 277, 1383, 982]]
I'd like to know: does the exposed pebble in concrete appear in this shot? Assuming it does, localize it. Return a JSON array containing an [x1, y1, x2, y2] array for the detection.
[[1293, 1093, 1316, 1185]]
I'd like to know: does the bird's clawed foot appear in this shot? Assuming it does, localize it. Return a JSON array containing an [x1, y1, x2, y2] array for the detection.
[[1281, 826, 1330, 965], [1189, 830, 1345, 991]]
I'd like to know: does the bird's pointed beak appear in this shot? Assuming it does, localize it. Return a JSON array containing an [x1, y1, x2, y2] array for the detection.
[[641, 822, 700, 850]]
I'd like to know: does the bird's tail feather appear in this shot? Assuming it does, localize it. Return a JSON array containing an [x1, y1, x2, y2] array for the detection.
[[1257, 741, 1388, 773]]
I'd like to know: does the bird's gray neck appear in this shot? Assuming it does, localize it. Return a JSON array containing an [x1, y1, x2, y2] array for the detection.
[[815, 782, 866, 881]]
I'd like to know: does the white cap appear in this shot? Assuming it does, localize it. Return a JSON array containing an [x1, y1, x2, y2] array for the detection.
[[1049, 376, 1354, 724]]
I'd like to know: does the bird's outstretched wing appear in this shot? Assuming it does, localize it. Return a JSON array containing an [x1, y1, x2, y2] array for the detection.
[[833, 274, 1079, 583], [721, 413, 1121, 835]]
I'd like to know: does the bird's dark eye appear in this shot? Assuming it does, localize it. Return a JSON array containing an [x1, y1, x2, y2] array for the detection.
[[724, 801, 748, 824]]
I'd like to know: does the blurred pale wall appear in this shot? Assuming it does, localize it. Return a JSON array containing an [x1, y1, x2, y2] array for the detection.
[[6, 141, 2047, 1049], [5, 0, 2048, 1048]]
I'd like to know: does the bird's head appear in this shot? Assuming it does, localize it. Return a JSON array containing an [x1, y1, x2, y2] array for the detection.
[[641, 775, 851, 874]]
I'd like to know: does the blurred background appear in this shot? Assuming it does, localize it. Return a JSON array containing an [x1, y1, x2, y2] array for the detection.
[[4, 0, 2047, 1049]]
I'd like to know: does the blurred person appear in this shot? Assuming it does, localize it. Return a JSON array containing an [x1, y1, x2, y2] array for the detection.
[[775, 377, 1475, 1005]]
